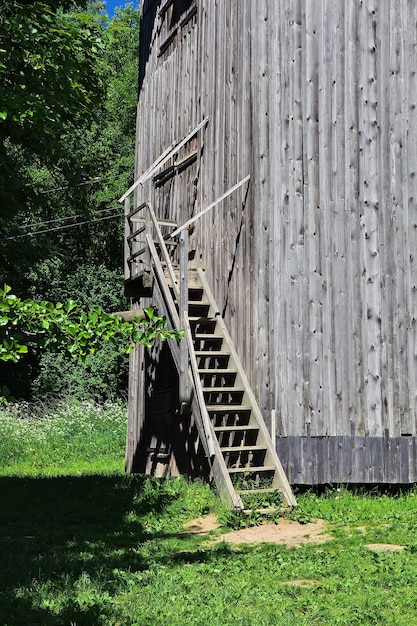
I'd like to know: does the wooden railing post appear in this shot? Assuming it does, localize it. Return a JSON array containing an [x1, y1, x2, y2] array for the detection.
[[144, 203, 152, 275], [124, 197, 131, 281], [179, 228, 190, 405]]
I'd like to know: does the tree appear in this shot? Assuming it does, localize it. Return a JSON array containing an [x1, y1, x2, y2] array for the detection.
[[0, 1, 105, 219], [0, 2, 142, 401]]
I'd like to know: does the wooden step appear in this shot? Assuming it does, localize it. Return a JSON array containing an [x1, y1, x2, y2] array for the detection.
[[220, 445, 267, 453], [199, 371, 238, 388], [213, 425, 259, 432], [203, 386, 243, 392], [236, 488, 282, 495], [242, 508, 280, 516], [194, 334, 224, 348], [206, 404, 251, 412], [203, 387, 245, 403], [227, 465, 276, 473], [188, 297, 210, 306], [188, 303, 211, 315], [188, 316, 217, 323], [199, 368, 236, 375], [195, 350, 229, 357]]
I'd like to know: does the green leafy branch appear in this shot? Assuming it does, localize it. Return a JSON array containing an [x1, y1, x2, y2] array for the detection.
[[0, 284, 184, 366]]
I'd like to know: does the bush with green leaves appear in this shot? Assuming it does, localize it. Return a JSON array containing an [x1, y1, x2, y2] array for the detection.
[[0, 284, 184, 403], [31, 348, 128, 403]]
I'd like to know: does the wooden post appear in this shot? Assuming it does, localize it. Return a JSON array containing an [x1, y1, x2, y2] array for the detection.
[[124, 197, 131, 281], [144, 202, 152, 276], [113, 309, 146, 322], [179, 229, 190, 405], [271, 409, 276, 444]]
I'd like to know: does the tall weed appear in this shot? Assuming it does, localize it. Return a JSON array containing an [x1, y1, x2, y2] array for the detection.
[[0, 398, 127, 474]]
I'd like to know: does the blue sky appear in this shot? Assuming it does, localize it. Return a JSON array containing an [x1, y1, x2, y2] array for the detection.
[[105, 0, 139, 17]]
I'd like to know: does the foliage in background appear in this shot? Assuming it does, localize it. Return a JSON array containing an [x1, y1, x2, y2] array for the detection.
[[0, 398, 127, 474], [0, 0, 105, 223], [1, 2, 140, 401]]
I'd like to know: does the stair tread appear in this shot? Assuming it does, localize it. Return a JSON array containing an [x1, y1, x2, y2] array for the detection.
[[236, 488, 282, 494], [188, 316, 217, 322], [195, 350, 230, 356], [213, 425, 259, 432], [203, 386, 244, 392], [206, 404, 251, 411], [199, 368, 236, 373], [242, 508, 280, 515], [228, 465, 276, 473], [220, 445, 267, 452], [195, 334, 224, 340]]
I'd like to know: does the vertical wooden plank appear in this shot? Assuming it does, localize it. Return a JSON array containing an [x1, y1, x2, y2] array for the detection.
[[318, 1, 335, 438], [358, 0, 383, 437], [399, 437, 410, 483], [179, 229, 189, 403], [329, 438, 339, 483], [389, 0, 409, 438], [369, 436, 384, 483], [330, 2, 351, 437], [406, 0, 417, 438], [124, 197, 131, 281], [341, 435, 352, 482], [302, 2, 323, 437], [376, 0, 394, 438], [290, 436, 303, 484], [250, 0, 271, 423], [282, 0, 304, 435], [402, 0, 417, 437], [344, 0, 364, 436]]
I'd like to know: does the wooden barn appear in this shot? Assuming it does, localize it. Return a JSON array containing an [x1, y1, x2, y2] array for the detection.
[[120, 0, 417, 505]]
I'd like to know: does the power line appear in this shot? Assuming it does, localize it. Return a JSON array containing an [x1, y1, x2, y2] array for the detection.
[[39, 176, 102, 194], [7, 212, 122, 240], [18, 206, 122, 231]]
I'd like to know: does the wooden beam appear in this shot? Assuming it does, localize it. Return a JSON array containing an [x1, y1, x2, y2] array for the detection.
[[118, 117, 209, 203], [170, 175, 250, 237], [179, 230, 190, 403], [113, 309, 146, 322]]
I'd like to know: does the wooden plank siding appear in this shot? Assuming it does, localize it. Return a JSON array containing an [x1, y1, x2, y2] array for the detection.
[[127, 0, 417, 483]]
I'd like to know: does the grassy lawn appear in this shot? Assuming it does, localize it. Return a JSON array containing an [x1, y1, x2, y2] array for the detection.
[[1, 401, 417, 625]]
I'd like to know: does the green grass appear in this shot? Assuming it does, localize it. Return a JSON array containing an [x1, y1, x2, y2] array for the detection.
[[2, 402, 417, 624], [0, 399, 127, 475]]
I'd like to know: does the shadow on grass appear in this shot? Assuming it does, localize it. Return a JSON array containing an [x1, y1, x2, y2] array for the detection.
[[0, 473, 218, 626]]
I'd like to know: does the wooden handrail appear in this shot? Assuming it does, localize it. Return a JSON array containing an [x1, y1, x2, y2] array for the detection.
[[170, 175, 250, 237], [118, 117, 209, 203]]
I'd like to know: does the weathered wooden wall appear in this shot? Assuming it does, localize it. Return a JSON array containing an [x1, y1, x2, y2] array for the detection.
[[128, 0, 417, 483]]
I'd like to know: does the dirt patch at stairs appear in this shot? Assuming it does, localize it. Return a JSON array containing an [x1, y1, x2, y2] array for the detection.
[[183, 515, 331, 547]]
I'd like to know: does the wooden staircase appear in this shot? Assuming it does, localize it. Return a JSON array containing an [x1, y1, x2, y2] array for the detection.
[[169, 266, 296, 512], [123, 200, 296, 513]]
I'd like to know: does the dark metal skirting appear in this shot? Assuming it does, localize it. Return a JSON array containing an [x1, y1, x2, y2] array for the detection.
[[276, 434, 417, 484]]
